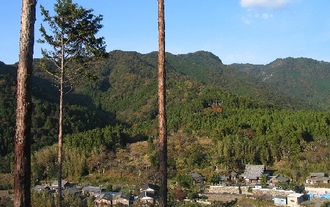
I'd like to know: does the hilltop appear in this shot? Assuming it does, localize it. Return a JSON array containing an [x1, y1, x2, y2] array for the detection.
[[0, 50, 329, 188]]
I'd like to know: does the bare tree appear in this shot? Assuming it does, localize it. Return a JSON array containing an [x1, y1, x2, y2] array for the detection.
[[157, 0, 167, 206], [14, 0, 37, 206]]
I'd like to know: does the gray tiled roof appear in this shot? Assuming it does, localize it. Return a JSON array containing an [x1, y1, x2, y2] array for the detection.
[[243, 165, 265, 180]]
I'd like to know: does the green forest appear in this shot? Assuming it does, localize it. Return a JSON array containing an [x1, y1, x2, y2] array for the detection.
[[0, 51, 330, 190]]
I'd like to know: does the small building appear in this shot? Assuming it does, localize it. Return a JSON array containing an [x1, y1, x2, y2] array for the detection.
[[137, 191, 155, 204], [94, 194, 112, 206], [50, 180, 73, 191], [33, 185, 50, 192], [241, 165, 265, 183], [112, 192, 131, 206], [306, 172, 330, 184], [229, 171, 238, 182], [273, 195, 287, 206], [82, 186, 102, 196], [95, 192, 131, 206], [217, 175, 228, 184], [64, 186, 81, 195], [269, 174, 290, 186], [140, 183, 159, 194], [287, 193, 304, 206], [188, 172, 205, 185]]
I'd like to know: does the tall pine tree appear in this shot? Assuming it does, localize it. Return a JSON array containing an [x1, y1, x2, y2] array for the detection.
[[38, 1, 106, 205]]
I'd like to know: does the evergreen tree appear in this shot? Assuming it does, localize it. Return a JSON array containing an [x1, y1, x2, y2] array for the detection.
[[37, 1, 106, 205]]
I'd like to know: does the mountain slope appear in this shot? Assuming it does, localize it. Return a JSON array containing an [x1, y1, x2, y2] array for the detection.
[[165, 51, 315, 110], [231, 57, 330, 110]]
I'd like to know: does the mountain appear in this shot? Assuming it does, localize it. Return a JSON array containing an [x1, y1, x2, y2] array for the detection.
[[1, 51, 330, 179], [231, 57, 330, 110], [166, 51, 318, 110], [78, 50, 315, 112]]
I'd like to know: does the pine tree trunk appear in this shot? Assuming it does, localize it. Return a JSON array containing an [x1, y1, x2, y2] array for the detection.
[[14, 0, 36, 206], [157, 0, 167, 206], [57, 36, 65, 207]]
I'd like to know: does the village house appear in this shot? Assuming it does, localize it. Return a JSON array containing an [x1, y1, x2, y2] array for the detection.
[[229, 171, 239, 183], [94, 194, 112, 206], [112, 192, 131, 206], [217, 175, 228, 185], [82, 185, 102, 196], [269, 174, 290, 187], [140, 183, 159, 194], [50, 180, 73, 191], [137, 191, 156, 204], [188, 172, 205, 186], [306, 172, 330, 185], [241, 165, 265, 183], [33, 185, 50, 192], [64, 186, 81, 195], [94, 192, 131, 206], [287, 193, 304, 206]]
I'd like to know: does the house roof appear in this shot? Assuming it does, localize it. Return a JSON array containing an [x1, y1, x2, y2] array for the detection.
[[65, 187, 81, 195], [230, 171, 238, 177], [140, 183, 159, 191], [308, 176, 330, 181], [188, 172, 205, 182], [272, 174, 290, 183], [112, 192, 130, 200], [82, 186, 101, 193], [95, 192, 130, 202], [34, 185, 50, 191], [189, 172, 203, 178], [310, 172, 326, 177], [288, 193, 304, 198], [95, 193, 112, 202], [243, 165, 265, 180], [218, 175, 228, 182]]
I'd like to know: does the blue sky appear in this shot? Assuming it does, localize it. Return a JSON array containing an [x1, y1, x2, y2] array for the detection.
[[1, 0, 330, 64]]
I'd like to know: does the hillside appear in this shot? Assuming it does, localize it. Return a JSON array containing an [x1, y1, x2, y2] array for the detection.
[[0, 51, 330, 188], [231, 57, 330, 110], [73, 51, 315, 113]]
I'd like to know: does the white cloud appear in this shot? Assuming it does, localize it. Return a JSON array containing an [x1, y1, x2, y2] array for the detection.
[[261, 13, 273, 19], [240, 0, 292, 8], [242, 16, 251, 24], [241, 12, 273, 25]]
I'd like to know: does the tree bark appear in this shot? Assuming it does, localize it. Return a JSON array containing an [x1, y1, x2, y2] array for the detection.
[[14, 0, 36, 206], [157, 0, 167, 206], [57, 36, 65, 207]]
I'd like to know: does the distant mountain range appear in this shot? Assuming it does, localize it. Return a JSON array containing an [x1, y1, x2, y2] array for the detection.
[[1, 50, 330, 175], [2, 51, 330, 111], [231, 57, 330, 111]]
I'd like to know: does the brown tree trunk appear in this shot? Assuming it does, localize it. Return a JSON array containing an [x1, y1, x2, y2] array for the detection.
[[14, 0, 36, 206], [57, 36, 65, 207], [157, 0, 167, 206]]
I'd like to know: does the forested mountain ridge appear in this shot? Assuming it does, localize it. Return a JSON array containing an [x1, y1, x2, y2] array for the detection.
[[0, 51, 330, 186], [167, 51, 320, 110], [81, 50, 315, 111], [231, 57, 330, 110]]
